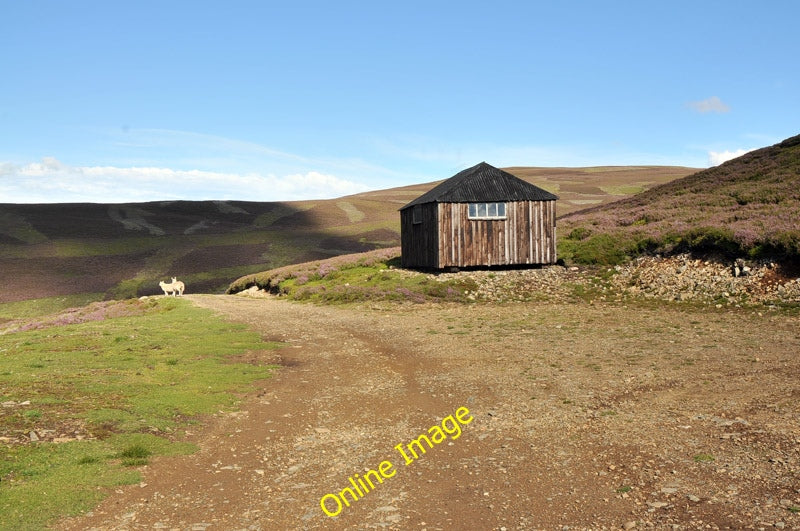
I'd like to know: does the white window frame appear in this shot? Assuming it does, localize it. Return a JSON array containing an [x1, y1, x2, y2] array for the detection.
[[468, 202, 507, 220]]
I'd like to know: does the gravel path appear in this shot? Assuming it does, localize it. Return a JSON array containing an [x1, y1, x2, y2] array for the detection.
[[61, 294, 800, 530]]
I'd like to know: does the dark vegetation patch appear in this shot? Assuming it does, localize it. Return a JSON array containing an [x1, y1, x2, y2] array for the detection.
[[256, 209, 309, 229], [0, 233, 22, 245], [11, 203, 136, 239], [173, 277, 229, 295], [269, 203, 351, 229], [171, 244, 269, 274], [2, 201, 270, 239], [318, 228, 400, 253], [358, 228, 400, 245], [0, 252, 153, 303], [318, 236, 377, 253]]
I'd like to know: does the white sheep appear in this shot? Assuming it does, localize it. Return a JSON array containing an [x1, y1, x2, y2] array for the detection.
[[159, 277, 186, 296], [171, 277, 185, 296]]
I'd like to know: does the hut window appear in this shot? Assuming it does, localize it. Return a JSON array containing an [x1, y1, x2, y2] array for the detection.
[[412, 205, 422, 224], [468, 202, 506, 220]]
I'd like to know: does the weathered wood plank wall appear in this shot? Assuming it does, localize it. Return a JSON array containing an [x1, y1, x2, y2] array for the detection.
[[400, 203, 439, 268], [437, 201, 556, 267], [401, 200, 556, 268]]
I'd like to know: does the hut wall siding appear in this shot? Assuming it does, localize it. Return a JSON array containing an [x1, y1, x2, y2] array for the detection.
[[436, 201, 556, 268], [400, 203, 440, 268], [401, 200, 556, 269]]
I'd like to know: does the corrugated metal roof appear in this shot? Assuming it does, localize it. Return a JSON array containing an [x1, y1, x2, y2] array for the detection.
[[400, 162, 558, 210]]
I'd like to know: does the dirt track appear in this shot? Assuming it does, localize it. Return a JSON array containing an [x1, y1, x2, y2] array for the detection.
[[61, 294, 800, 530]]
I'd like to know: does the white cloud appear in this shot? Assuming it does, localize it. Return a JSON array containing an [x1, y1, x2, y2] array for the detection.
[[0, 157, 370, 203], [688, 96, 731, 114], [0, 162, 17, 176], [708, 148, 754, 166]]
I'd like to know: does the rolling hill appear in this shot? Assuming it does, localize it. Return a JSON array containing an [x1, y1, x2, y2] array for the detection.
[[0, 165, 695, 305], [559, 134, 800, 264]]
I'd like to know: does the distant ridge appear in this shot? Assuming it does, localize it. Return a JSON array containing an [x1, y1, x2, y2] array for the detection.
[[0, 165, 695, 304], [560, 134, 800, 263], [0, 199, 401, 303]]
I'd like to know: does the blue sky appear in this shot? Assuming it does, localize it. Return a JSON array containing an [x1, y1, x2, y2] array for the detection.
[[1, 1, 798, 203]]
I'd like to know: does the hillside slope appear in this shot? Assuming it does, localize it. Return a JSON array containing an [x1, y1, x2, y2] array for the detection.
[[0, 165, 694, 304], [0, 199, 399, 303], [559, 134, 800, 263]]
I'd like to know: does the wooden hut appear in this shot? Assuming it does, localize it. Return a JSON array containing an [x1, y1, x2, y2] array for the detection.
[[400, 162, 558, 269]]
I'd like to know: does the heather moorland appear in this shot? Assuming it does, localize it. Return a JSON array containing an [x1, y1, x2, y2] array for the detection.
[[559, 134, 800, 264]]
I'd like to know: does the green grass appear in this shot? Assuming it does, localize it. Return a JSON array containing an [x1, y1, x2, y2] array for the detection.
[[0, 293, 105, 321], [228, 248, 477, 303], [117, 442, 153, 466], [0, 297, 279, 529], [230, 248, 478, 304], [22, 410, 42, 421], [599, 185, 645, 196], [1, 433, 198, 529], [336, 201, 365, 223], [281, 266, 477, 304], [559, 232, 657, 265]]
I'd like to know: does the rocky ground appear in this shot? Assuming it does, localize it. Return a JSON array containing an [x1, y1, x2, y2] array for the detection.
[[432, 254, 800, 308], [57, 274, 800, 530], [609, 255, 800, 307]]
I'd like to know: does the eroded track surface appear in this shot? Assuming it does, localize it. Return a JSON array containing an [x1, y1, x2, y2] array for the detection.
[[62, 295, 800, 530]]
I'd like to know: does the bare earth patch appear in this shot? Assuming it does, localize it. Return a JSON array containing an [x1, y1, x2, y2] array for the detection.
[[60, 295, 800, 530]]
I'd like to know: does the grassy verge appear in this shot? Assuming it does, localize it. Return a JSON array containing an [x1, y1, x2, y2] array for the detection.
[[280, 265, 477, 304], [0, 297, 279, 529], [228, 247, 479, 304], [559, 224, 800, 265]]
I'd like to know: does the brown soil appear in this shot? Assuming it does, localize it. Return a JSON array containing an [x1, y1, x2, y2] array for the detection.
[[60, 295, 800, 530]]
